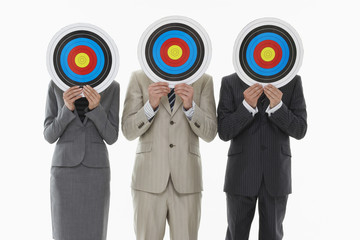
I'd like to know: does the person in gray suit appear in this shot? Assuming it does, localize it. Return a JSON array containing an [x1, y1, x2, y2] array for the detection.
[[44, 81, 120, 240], [218, 74, 307, 240]]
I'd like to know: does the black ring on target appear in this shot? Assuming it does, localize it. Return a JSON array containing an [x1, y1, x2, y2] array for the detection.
[[239, 25, 297, 83], [53, 30, 112, 88], [233, 18, 304, 87], [145, 23, 205, 82]]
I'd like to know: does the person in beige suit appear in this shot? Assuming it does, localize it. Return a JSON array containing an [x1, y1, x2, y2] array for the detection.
[[122, 70, 217, 240]]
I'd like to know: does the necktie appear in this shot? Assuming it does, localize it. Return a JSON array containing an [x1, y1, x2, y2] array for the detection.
[[168, 88, 175, 112], [259, 93, 266, 105]]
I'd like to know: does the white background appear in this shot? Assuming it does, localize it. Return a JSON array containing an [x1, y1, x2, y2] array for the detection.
[[1, 0, 359, 239]]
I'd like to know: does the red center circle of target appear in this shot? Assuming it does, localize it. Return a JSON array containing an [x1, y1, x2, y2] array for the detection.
[[67, 45, 97, 75], [253, 40, 283, 69], [160, 38, 190, 67]]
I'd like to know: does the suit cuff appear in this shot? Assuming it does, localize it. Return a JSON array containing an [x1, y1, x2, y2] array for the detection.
[[183, 101, 196, 120], [85, 103, 107, 123], [265, 101, 283, 116], [144, 100, 158, 121], [59, 104, 76, 126], [242, 99, 258, 117]]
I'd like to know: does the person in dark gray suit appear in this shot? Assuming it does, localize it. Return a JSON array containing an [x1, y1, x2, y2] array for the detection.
[[44, 81, 120, 240], [217, 74, 307, 240]]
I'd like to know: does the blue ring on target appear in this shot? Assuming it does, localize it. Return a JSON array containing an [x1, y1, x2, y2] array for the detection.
[[246, 32, 289, 76], [60, 38, 105, 83], [152, 30, 197, 74]]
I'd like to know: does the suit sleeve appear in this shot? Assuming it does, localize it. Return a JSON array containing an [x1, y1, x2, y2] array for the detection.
[[217, 77, 255, 141], [43, 81, 76, 144], [85, 82, 120, 145], [121, 72, 154, 141], [269, 76, 307, 140], [187, 76, 217, 142]]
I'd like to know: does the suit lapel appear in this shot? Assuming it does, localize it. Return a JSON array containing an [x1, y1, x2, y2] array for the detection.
[[160, 95, 172, 115], [73, 108, 86, 126], [83, 115, 89, 125], [171, 95, 183, 117], [81, 90, 105, 126]]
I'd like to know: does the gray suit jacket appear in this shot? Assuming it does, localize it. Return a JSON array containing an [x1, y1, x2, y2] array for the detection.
[[122, 70, 217, 194], [44, 81, 120, 167], [218, 73, 307, 196]]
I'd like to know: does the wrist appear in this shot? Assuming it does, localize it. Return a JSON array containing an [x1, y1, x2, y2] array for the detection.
[[244, 98, 256, 108], [151, 104, 159, 110], [270, 101, 280, 109], [149, 100, 159, 110], [246, 101, 256, 109], [89, 104, 99, 110], [183, 100, 193, 110], [66, 104, 75, 111], [183, 105, 191, 111]]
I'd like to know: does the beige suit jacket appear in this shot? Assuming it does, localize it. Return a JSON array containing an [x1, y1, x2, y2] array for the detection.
[[122, 70, 217, 194]]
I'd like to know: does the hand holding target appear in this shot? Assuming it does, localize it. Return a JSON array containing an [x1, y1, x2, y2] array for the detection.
[[83, 85, 101, 110], [148, 82, 170, 110], [174, 83, 194, 110], [264, 84, 283, 108], [243, 83, 263, 108], [63, 86, 83, 111]]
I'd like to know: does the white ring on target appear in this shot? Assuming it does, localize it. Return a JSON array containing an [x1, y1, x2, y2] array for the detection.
[[138, 16, 212, 87], [233, 17, 303, 88], [47, 23, 119, 93]]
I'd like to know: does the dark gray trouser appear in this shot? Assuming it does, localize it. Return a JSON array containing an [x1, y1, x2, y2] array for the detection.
[[225, 181, 288, 240]]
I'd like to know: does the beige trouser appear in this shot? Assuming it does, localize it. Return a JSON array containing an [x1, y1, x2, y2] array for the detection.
[[132, 178, 202, 240]]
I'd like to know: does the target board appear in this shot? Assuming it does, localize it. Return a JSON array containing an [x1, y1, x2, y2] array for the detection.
[[233, 18, 303, 87], [47, 23, 119, 92], [138, 16, 212, 87]]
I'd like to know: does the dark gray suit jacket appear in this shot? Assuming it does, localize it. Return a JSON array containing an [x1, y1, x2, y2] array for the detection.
[[44, 81, 120, 167], [218, 73, 307, 197]]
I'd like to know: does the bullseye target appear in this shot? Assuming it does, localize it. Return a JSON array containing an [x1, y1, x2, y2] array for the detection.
[[233, 18, 303, 87], [138, 16, 212, 86], [47, 23, 119, 92]]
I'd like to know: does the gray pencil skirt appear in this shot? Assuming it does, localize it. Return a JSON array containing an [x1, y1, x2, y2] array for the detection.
[[50, 164, 110, 240]]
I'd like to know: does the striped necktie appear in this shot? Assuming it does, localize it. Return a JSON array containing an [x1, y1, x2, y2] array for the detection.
[[168, 88, 175, 112]]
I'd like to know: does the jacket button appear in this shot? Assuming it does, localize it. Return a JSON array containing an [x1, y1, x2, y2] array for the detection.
[[138, 122, 144, 129], [169, 144, 174, 148], [195, 122, 200, 128], [170, 121, 175, 125]]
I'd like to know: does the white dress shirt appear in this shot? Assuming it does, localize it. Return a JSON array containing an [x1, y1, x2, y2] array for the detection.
[[242, 99, 283, 117], [144, 100, 196, 121]]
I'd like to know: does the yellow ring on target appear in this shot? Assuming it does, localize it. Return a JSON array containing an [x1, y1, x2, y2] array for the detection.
[[168, 45, 183, 60], [75, 53, 90, 68], [261, 47, 276, 62]]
